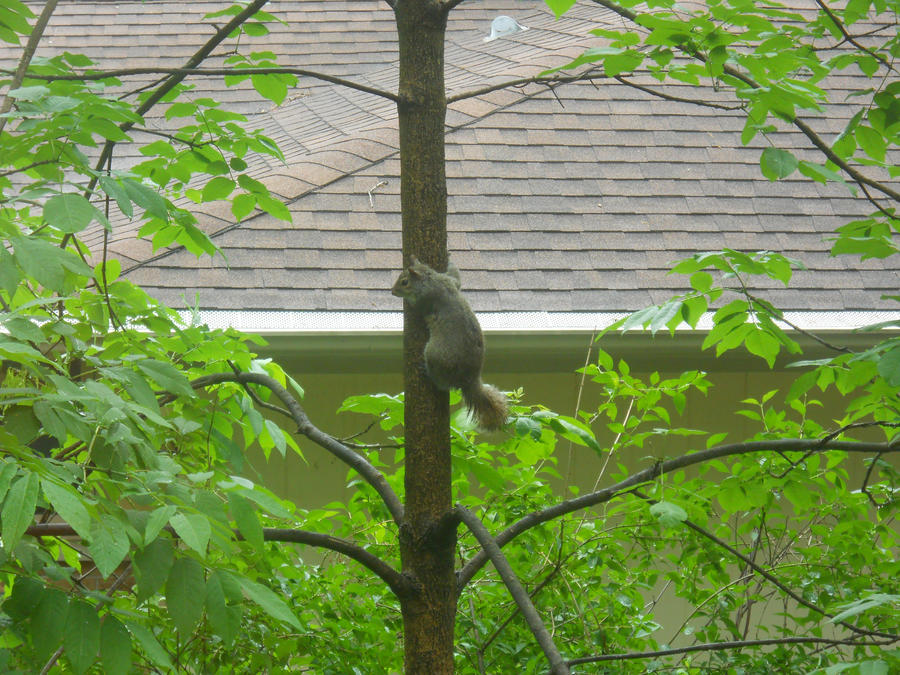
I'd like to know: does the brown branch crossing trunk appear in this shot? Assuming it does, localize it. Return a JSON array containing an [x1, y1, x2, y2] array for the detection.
[[394, 1, 456, 673]]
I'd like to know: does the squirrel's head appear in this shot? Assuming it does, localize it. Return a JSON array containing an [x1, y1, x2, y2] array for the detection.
[[391, 258, 429, 299]]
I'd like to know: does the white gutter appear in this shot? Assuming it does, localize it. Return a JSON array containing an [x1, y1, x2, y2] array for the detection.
[[182, 310, 900, 334]]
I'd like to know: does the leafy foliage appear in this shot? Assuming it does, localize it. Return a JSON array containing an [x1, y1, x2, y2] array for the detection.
[[0, 0, 897, 673]]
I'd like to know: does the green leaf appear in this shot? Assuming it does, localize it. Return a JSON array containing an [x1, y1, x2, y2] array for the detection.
[[138, 139, 177, 159], [454, 454, 508, 493], [63, 600, 100, 675], [603, 49, 644, 76], [237, 576, 302, 629], [41, 479, 92, 540], [122, 178, 169, 220], [256, 194, 291, 221], [649, 501, 688, 528], [0, 461, 17, 504], [264, 418, 287, 457], [237, 173, 268, 195], [689, 271, 713, 293], [243, 22, 269, 37], [760, 147, 798, 180], [8, 85, 49, 101], [201, 176, 236, 202], [30, 588, 68, 661], [100, 615, 132, 675], [3, 577, 42, 621], [854, 125, 886, 162], [165, 557, 206, 637], [798, 159, 850, 189], [228, 492, 264, 551], [744, 329, 780, 368], [830, 594, 899, 624], [11, 235, 92, 293], [44, 193, 99, 233], [133, 537, 174, 603], [876, 345, 900, 386], [169, 512, 211, 556], [0, 245, 20, 294], [125, 621, 174, 670], [235, 486, 294, 519], [206, 571, 241, 646], [535, 412, 603, 454], [164, 101, 197, 119], [232, 192, 257, 220], [251, 73, 288, 104], [88, 515, 131, 578], [144, 505, 176, 545], [83, 116, 128, 142], [136, 359, 194, 397], [545, 0, 576, 17], [98, 176, 134, 218], [2, 471, 39, 551], [32, 400, 68, 444]]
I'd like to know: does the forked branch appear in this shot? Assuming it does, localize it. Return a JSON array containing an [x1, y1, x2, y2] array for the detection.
[[191, 371, 405, 524], [14, 66, 399, 103], [630, 490, 898, 641], [457, 437, 900, 590], [0, 0, 59, 135], [26, 522, 409, 596], [83, 0, 271, 199], [456, 506, 570, 675], [591, 0, 900, 208]]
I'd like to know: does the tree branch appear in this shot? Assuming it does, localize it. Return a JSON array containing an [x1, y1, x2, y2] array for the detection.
[[456, 506, 571, 675], [441, 0, 468, 11], [190, 372, 405, 524], [590, 0, 900, 207], [26, 522, 409, 596], [261, 528, 407, 595], [631, 490, 898, 640], [78, 0, 271, 206], [814, 0, 898, 75], [10, 66, 399, 103], [447, 68, 608, 105], [457, 437, 899, 590], [0, 0, 59, 135], [565, 635, 897, 667], [613, 75, 743, 111]]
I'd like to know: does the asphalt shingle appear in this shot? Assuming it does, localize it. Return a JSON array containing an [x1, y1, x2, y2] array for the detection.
[[3, 0, 897, 316]]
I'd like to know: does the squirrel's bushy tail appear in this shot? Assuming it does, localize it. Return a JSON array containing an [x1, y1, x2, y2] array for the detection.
[[462, 381, 508, 431]]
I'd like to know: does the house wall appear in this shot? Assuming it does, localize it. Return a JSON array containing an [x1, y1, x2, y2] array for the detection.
[[252, 331, 870, 507], [249, 332, 885, 644]]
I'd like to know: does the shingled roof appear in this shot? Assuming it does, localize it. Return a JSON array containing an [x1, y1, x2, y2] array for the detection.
[[10, 0, 900, 332]]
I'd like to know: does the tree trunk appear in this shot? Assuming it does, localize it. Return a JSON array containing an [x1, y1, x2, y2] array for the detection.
[[394, 1, 456, 673]]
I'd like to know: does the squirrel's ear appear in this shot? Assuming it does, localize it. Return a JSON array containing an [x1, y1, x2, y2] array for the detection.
[[409, 255, 420, 266], [446, 261, 460, 283]]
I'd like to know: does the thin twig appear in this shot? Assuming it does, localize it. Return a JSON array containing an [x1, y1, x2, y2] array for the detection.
[[447, 69, 607, 104], [814, 0, 898, 75], [631, 490, 897, 640], [190, 371, 405, 524], [590, 0, 900, 208], [565, 635, 896, 667], [614, 75, 743, 110], [457, 435, 900, 590], [74, 0, 272, 215], [10, 66, 399, 103], [26, 522, 409, 596], [0, 0, 60, 135]]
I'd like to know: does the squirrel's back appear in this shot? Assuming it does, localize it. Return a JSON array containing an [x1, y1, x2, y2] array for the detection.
[[392, 258, 508, 430]]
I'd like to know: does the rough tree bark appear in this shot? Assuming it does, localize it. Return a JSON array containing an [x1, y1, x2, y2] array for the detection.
[[394, 1, 456, 673]]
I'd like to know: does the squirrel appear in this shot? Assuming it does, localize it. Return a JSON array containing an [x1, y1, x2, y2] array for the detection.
[[392, 257, 508, 431]]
